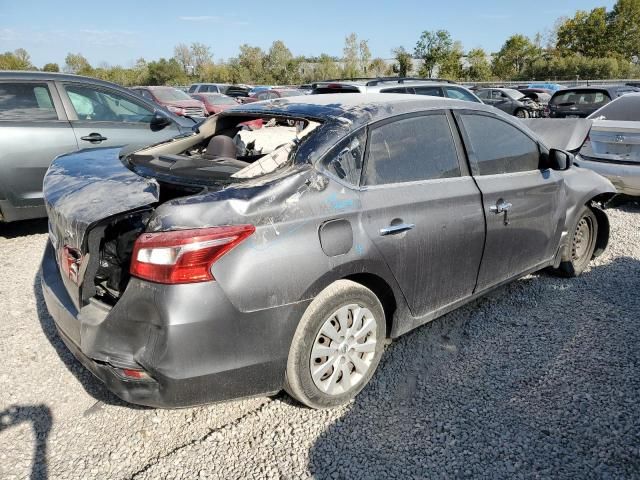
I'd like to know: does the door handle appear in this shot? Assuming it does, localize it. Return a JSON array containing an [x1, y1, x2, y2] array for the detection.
[[379, 223, 415, 236], [490, 200, 512, 214], [490, 199, 512, 225], [80, 133, 108, 143]]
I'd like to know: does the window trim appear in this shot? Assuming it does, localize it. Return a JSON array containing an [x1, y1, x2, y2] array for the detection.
[[361, 110, 466, 189], [452, 110, 542, 176], [58, 81, 156, 122]]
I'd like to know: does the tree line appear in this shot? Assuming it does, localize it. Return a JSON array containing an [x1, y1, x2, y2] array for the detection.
[[2, 0, 640, 85]]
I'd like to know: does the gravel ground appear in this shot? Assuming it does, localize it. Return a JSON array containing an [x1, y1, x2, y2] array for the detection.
[[1, 203, 639, 480]]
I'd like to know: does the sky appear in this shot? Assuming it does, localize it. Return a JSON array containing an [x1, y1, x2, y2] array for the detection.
[[0, 0, 617, 68]]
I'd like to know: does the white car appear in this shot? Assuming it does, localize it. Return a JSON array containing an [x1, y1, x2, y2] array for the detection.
[[577, 93, 640, 196]]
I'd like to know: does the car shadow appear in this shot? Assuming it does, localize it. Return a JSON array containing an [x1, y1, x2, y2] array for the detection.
[[0, 218, 48, 239], [32, 273, 149, 409], [0, 404, 52, 480], [307, 257, 640, 479]]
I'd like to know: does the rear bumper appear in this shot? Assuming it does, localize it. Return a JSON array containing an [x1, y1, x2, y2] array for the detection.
[[576, 156, 640, 197], [40, 241, 309, 408]]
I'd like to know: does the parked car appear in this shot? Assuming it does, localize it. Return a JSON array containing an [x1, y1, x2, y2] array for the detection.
[[190, 93, 239, 115], [41, 94, 615, 409], [311, 78, 482, 103], [575, 93, 640, 196], [241, 88, 306, 104], [131, 86, 207, 118], [224, 85, 252, 100], [476, 87, 543, 118], [188, 83, 231, 94], [0, 71, 194, 223], [547, 86, 640, 118]]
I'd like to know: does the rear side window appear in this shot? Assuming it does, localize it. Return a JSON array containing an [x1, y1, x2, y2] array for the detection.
[[364, 114, 460, 186], [413, 86, 444, 97], [0, 82, 57, 120], [445, 87, 479, 103], [590, 95, 640, 121], [460, 114, 540, 175], [322, 130, 366, 186]]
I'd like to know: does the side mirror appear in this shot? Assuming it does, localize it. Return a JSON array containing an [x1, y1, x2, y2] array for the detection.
[[150, 110, 173, 132], [548, 148, 574, 171]]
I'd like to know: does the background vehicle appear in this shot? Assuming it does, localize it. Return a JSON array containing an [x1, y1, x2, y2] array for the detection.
[[131, 86, 207, 117], [0, 71, 192, 223], [188, 83, 231, 94], [576, 93, 640, 196], [190, 93, 239, 115], [40, 94, 615, 410], [241, 88, 306, 103], [547, 86, 640, 118], [476, 87, 543, 117], [311, 78, 482, 103]]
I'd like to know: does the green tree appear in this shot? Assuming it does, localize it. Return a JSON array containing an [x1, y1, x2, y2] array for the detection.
[[312, 53, 341, 81], [146, 58, 187, 85], [343, 33, 360, 78], [64, 53, 92, 75], [556, 8, 610, 57], [438, 41, 464, 80], [392, 47, 412, 77], [415, 30, 454, 77], [0, 48, 34, 70], [609, 0, 640, 59], [369, 58, 388, 77], [359, 39, 371, 75], [42, 63, 60, 72], [464, 48, 492, 81], [492, 35, 540, 79], [264, 40, 293, 84]]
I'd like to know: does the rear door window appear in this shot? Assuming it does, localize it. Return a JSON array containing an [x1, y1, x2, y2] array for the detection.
[[413, 86, 444, 97], [364, 113, 460, 186], [380, 87, 408, 93], [459, 114, 540, 175], [0, 82, 58, 120]]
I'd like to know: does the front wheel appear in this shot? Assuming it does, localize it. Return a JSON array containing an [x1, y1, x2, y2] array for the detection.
[[558, 206, 598, 277], [515, 108, 529, 118], [284, 280, 386, 409]]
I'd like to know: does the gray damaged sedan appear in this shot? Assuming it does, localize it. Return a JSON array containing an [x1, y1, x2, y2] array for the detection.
[[41, 94, 617, 409]]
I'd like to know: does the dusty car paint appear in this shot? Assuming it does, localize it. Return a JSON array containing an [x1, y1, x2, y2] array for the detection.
[[41, 94, 617, 407]]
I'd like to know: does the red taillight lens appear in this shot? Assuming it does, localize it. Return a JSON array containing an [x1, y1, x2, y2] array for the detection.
[[130, 225, 255, 284]]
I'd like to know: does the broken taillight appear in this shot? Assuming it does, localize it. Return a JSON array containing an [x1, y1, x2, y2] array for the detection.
[[130, 225, 255, 284]]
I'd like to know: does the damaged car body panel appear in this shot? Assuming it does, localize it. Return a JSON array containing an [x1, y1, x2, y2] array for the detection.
[[40, 94, 617, 408]]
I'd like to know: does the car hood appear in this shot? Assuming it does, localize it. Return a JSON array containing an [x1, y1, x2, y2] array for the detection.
[[160, 99, 203, 108], [520, 118, 592, 152]]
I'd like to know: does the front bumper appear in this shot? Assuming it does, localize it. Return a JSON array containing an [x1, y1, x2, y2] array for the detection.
[[576, 156, 640, 197], [40, 241, 309, 408]]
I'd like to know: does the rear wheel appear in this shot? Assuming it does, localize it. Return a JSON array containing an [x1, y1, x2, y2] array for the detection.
[[284, 280, 385, 409], [558, 206, 598, 277]]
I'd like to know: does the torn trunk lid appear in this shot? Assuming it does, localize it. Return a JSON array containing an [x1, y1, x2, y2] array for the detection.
[[43, 147, 159, 308], [520, 118, 593, 153]]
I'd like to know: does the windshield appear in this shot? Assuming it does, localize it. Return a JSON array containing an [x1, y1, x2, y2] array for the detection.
[[589, 94, 640, 121], [153, 88, 192, 102], [200, 94, 237, 105], [503, 88, 525, 100]]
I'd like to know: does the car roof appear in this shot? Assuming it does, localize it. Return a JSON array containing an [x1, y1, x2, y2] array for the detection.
[[222, 92, 493, 125], [0, 70, 129, 90], [552, 85, 635, 94]]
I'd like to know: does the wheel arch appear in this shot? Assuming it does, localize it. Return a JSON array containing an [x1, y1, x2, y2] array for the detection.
[[343, 272, 397, 339]]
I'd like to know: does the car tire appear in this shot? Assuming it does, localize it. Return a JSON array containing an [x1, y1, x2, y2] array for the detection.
[[557, 205, 599, 277], [284, 280, 386, 409], [515, 108, 529, 118]]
